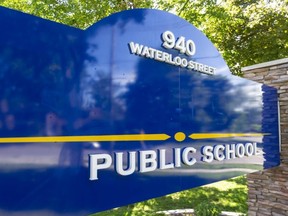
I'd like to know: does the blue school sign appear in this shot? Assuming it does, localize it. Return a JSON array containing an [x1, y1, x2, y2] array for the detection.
[[0, 6, 280, 215]]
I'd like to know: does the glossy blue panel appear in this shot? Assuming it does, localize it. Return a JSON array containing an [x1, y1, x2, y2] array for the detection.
[[0, 7, 280, 215]]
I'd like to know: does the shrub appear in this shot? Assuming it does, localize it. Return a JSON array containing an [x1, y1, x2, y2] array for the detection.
[[194, 202, 221, 216]]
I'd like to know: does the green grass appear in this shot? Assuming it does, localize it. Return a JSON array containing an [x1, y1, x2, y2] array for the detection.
[[91, 175, 248, 216]]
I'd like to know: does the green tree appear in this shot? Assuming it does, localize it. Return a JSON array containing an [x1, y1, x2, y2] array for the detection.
[[0, 0, 154, 29], [157, 0, 288, 75]]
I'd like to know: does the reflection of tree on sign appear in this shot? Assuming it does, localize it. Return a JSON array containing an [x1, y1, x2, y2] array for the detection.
[[124, 59, 178, 134], [124, 58, 262, 135], [0, 12, 83, 136]]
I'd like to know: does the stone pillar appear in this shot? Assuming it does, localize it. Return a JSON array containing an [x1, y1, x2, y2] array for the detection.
[[242, 58, 288, 216]]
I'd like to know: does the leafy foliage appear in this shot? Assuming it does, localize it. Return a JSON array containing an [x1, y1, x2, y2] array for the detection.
[[194, 202, 221, 216], [0, 0, 153, 29], [157, 0, 288, 75]]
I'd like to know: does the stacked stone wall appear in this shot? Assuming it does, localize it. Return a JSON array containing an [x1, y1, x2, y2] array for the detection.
[[242, 58, 288, 216]]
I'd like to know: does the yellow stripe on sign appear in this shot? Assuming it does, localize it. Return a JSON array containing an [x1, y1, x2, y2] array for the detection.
[[189, 133, 270, 140], [0, 134, 171, 143]]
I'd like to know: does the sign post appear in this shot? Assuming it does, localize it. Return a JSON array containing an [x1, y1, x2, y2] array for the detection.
[[0, 7, 280, 215]]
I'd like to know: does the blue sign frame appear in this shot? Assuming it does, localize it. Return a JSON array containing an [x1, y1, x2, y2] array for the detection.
[[0, 7, 280, 215]]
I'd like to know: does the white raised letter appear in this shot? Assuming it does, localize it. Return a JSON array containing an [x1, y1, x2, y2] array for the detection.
[[159, 149, 174, 170], [115, 152, 136, 176], [225, 144, 236, 159], [139, 150, 157, 173], [89, 154, 112, 180], [201, 146, 214, 163], [236, 143, 245, 158], [214, 145, 225, 161], [129, 42, 143, 55], [245, 143, 254, 156], [253, 142, 258, 155], [174, 148, 182, 167], [182, 147, 197, 165]]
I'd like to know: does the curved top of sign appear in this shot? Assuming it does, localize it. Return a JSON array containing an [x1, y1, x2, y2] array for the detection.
[[85, 8, 230, 77], [0, 7, 280, 216]]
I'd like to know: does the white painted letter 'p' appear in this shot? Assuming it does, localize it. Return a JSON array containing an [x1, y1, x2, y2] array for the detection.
[[89, 154, 112, 180]]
